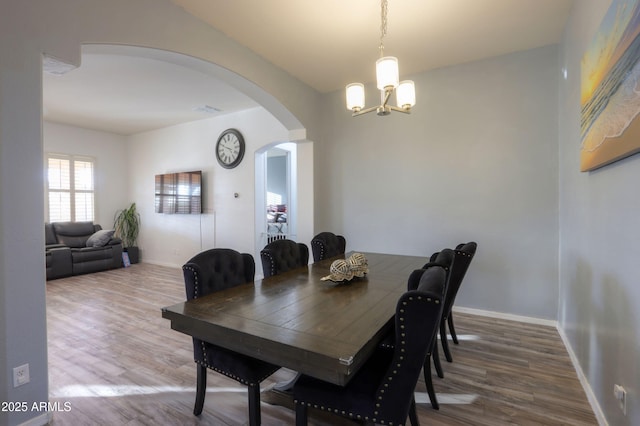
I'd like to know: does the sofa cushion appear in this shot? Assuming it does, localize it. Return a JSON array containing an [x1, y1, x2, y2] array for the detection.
[[71, 246, 115, 263], [86, 229, 115, 247], [52, 221, 96, 248]]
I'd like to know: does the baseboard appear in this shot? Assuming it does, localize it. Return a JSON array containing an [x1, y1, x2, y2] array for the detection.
[[136, 259, 181, 269], [556, 326, 608, 426], [452, 306, 557, 327], [452, 306, 607, 425]]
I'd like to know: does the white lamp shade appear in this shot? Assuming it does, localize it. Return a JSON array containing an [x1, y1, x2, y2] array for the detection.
[[376, 56, 399, 90], [346, 83, 365, 111], [396, 80, 416, 108]]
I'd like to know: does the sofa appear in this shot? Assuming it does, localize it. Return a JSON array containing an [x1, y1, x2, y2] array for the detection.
[[45, 221, 123, 280]]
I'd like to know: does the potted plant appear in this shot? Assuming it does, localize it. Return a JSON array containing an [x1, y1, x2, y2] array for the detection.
[[114, 202, 141, 264]]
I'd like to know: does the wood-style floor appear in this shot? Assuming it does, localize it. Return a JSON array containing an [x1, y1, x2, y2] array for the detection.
[[46, 263, 597, 425]]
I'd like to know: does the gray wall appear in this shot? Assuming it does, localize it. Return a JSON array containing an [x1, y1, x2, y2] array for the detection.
[[559, 0, 639, 424], [317, 45, 560, 320]]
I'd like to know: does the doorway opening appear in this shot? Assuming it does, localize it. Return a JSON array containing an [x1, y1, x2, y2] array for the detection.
[[255, 142, 297, 273]]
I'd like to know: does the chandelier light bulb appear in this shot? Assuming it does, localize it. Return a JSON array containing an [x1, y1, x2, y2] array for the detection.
[[346, 83, 365, 111], [376, 56, 399, 90], [396, 80, 416, 109]]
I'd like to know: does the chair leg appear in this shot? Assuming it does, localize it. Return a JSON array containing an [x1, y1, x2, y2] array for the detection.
[[295, 402, 308, 426], [432, 339, 443, 378], [440, 320, 453, 363], [408, 396, 420, 425], [193, 364, 207, 416], [448, 314, 459, 344], [248, 385, 261, 426], [423, 353, 439, 410]]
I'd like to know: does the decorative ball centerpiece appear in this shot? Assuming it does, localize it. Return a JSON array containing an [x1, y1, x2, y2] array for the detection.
[[347, 252, 369, 277], [321, 259, 354, 283], [321, 253, 369, 283]]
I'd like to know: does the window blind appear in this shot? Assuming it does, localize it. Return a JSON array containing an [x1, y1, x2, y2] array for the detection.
[[46, 154, 95, 223]]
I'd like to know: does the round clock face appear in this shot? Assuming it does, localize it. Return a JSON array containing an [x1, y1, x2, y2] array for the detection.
[[216, 129, 245, 169]]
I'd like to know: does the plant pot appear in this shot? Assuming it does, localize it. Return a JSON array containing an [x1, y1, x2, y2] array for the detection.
[[125, 247, 140, 264]]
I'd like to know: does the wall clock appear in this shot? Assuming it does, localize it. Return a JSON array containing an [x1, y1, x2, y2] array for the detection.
[[216, 128, 245, 169]]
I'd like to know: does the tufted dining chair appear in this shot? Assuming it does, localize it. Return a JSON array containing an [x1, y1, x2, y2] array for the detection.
[[438, 241, 477, 362], [414, 248, 455, 409], [378, 248, 453, 410], [182, 248, 280, 426], [310, 232, 346, 262], [293, 266, 447, 426], [260, 239, 309, 277]]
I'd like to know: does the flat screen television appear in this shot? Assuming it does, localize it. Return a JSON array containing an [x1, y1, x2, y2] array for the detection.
[[154, 170, 202, 214]]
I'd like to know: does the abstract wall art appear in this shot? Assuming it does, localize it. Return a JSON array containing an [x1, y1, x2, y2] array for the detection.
[[580, 0, 640, 172]]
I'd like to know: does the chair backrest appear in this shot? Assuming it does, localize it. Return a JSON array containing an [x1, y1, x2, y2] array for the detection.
[[413, 248, 455, 290], [310, 232, 346, 262], [456, 241, 478, 254], [260, 239, 309, 277], [407, 251, 452, 355], [183, 248, 255, 300], [442, 241, 477, 318], [375, 266, 446, 424]]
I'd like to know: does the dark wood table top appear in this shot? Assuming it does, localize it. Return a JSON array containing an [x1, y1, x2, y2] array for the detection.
[[161, 252, 426, 386]]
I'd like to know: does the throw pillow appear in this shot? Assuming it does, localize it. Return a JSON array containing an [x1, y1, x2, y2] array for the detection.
[[86, 229, 115, 247]]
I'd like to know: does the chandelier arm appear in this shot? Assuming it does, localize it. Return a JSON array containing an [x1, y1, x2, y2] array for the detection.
[[388, 105, 412, 114], [381, 87, 392, 107], [351, 105, 380, 117]]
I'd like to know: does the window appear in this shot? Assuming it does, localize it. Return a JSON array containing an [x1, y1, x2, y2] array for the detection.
[[46, 154, 95, 222], [266, 191, 282, 206]]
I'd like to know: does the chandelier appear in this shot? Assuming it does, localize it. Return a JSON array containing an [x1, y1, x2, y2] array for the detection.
[[346, 0, 416, 117]]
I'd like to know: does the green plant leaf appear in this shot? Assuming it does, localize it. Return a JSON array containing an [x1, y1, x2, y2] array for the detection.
[[113, 202, 140, 248]]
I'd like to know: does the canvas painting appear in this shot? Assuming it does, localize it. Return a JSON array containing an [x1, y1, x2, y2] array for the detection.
[[580, 0, 640, 172]]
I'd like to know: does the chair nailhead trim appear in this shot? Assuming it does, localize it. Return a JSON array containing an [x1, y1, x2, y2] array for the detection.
[[296, 296, 441, 426], [311, 240, 325, 260], [264, 252, 277, 276], [184, 265, 199, 299], [188, 263, 274, 386], [455, 250, 473, 258]]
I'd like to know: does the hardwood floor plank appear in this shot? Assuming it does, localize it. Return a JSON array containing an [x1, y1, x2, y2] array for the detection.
[[46, 264, 597, 425]]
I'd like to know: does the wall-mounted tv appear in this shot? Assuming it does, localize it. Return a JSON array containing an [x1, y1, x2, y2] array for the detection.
[[155, 170, 202, 214]]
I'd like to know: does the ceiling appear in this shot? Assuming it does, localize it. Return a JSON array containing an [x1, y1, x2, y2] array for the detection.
[[42, 0, 573, 135]]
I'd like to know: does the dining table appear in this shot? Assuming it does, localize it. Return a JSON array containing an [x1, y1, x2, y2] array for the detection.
[[161, 251, 426, 386]]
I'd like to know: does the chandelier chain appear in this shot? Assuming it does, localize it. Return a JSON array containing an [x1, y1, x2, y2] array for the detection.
[[379, 0, 388, 56]]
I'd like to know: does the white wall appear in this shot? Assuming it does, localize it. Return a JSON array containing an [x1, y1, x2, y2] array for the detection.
[[127, 107, 310, 270], [43, 122, 129, 227], [559, 0, 640, 424], [318, 45, 560, 320]]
